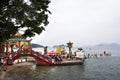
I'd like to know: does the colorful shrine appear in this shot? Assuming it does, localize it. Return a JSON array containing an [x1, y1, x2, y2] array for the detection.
[[0, 33, 85, 68], [0, 32, 53, 66], [0, 32, 32, 54]]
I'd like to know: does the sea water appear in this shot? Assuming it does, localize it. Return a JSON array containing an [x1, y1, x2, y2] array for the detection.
[[0, 48, 120, 80]]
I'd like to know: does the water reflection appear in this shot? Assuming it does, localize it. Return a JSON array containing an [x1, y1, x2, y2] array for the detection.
[[1, 63, 85, 80], [40, 65, 85, 80]]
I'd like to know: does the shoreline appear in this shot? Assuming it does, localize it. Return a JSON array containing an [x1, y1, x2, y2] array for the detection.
[[0, 62, 35, 80]]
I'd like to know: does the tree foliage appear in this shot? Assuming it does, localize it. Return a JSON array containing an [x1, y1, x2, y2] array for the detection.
[[0, 0, 51, 42]]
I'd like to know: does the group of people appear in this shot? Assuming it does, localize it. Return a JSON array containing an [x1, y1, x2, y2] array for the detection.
[[42, 53, 62, 64], [50, 55, 62, 63]]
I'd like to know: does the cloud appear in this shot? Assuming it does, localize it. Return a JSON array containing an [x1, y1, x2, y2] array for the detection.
[[32, 0, 120, 46]]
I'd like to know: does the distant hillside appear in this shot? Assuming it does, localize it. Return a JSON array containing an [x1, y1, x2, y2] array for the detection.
[[53, 44, 67, 48], [95, 43, 120, 49], [31, 43, 44, 48]]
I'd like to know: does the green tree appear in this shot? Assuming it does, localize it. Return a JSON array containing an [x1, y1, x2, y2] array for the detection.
[[0, 0, 51, 42]]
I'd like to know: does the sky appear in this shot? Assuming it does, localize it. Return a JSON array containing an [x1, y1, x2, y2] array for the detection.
[[31, 0, 120, 47]]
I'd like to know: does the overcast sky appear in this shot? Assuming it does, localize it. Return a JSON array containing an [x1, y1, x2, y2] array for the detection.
[[31, 0, 120, 47]]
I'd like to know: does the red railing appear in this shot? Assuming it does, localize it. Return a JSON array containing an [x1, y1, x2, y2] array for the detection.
[[11, 49, 52, 65]]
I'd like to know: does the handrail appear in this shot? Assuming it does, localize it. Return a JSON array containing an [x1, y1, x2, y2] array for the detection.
[[11, 49, 52, 65]]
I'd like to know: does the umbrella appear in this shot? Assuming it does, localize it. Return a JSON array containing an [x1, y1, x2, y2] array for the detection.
[[48, 50, 57, 55]]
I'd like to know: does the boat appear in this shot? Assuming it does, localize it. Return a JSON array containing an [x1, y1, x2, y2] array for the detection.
[[39, 49, 85, 66], [36, 57, 84, 66]]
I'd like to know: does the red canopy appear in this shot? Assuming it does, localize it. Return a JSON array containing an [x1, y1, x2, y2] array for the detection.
[[48, 50, 57, 55]]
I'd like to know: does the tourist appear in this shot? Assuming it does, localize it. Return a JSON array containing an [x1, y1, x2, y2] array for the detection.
[[44, 46, 48, 55], [0, 57, 7, 71]]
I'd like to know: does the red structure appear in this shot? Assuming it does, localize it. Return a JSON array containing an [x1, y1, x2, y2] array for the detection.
[[6, 49, 83, 66], [7, 49, 53, 65]]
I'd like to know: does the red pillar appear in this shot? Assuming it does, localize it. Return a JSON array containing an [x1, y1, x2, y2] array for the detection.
[[6, 42, 9, 56], [18, 41, 21, 49]]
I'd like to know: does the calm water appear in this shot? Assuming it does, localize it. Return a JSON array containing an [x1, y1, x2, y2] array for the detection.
[[1, 56, 120, 80], [1, 47, 120, 80]]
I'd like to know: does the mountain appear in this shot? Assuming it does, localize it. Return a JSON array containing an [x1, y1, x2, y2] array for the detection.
[[95, 43, 120, 49], [53, 44, 67, 48], [31, 43, 44, 48]]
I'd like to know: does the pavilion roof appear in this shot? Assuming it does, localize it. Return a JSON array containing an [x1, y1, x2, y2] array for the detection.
[[7, 37, 32, 42]]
